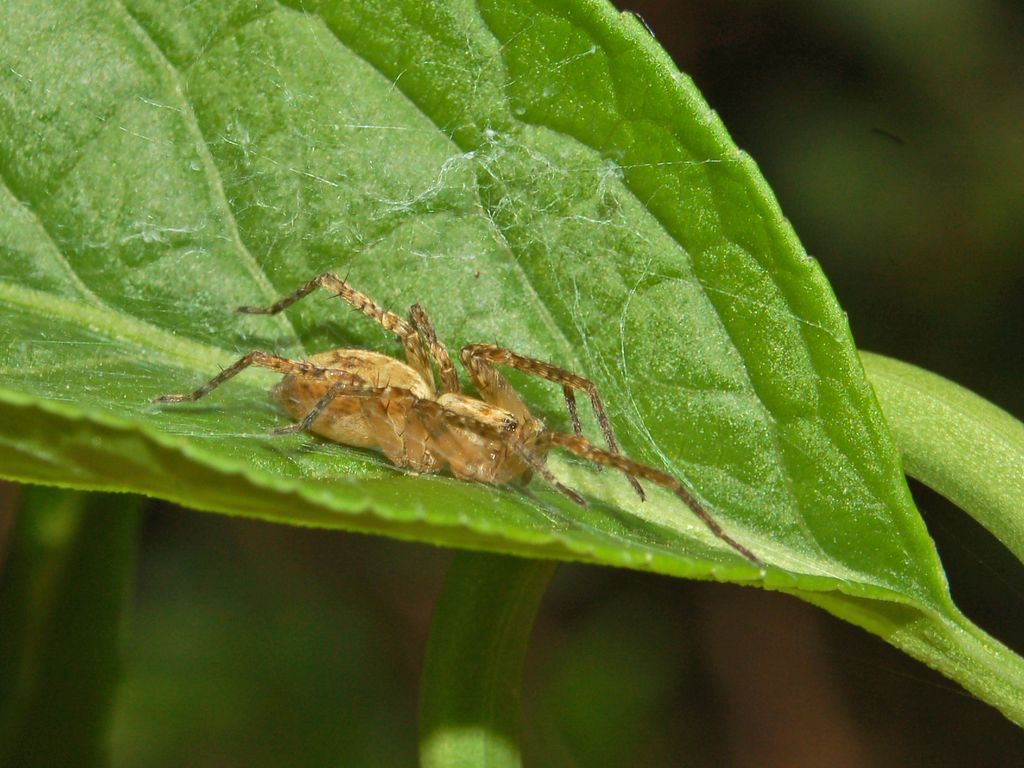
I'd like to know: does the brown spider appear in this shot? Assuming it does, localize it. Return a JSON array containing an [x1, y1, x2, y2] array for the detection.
[[153, 273, 761, 566]]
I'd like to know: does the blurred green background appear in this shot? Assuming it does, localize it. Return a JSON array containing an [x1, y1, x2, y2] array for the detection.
[[4, 1, 1024, 766]]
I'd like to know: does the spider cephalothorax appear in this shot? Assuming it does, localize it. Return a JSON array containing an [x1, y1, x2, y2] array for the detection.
[[154, 273, 760, 566]]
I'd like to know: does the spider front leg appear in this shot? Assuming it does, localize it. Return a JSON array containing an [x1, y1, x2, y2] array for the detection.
[[460, 343, 646, 500], [544, 432, 762, 567]]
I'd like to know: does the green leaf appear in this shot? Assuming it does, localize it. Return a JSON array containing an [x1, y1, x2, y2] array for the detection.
[[0, 487, 142, 768], [1, 0, 1021, 726]]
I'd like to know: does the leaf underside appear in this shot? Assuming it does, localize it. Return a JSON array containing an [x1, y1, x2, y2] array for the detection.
[[1, 0, 1021, 724]]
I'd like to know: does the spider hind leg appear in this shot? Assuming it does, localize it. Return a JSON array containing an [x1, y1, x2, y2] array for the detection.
[[152, 351, 324, 404], [236, 273, 436, 389]]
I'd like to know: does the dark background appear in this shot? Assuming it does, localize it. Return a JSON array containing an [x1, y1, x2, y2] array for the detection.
[[8, 2, 1024, 766]]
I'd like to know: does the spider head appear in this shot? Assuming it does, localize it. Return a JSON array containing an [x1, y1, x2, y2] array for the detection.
[[433, 394, 550, 485]]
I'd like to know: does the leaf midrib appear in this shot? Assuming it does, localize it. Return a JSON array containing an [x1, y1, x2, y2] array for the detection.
[[0, 280, 223, 371], [114, 0, 302, 346]]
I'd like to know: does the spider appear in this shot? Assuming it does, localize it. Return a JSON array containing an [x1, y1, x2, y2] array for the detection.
[[153, 273, 761, 566]]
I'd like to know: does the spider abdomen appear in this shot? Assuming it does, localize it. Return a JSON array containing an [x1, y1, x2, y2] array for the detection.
[[273, 348, 437, 472]]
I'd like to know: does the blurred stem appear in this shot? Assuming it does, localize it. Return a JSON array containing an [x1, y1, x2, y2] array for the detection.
[[798, 590, 1024, 728], [419, 551, 557, 768], [0, 487, 143, 768], [863, 351, 1024, 563]]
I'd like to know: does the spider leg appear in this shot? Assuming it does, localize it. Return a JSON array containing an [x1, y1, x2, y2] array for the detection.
[[236, 273, 435, 390], [411, 400, 588, 507], [409, 303, 460, 394], [152, 352, 333, 403], [460, 343, 646, 501], [543, 432, 762, 566], [269, 375, 376, 435]]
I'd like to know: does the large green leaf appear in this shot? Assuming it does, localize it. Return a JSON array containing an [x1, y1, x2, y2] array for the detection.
[[1, 0, 1021, 723]]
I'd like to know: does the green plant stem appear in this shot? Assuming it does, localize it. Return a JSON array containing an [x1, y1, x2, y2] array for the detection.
[[419, 552, 557, 768], [863, 351, 1024, 563], [0, 487, 143, 768]]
